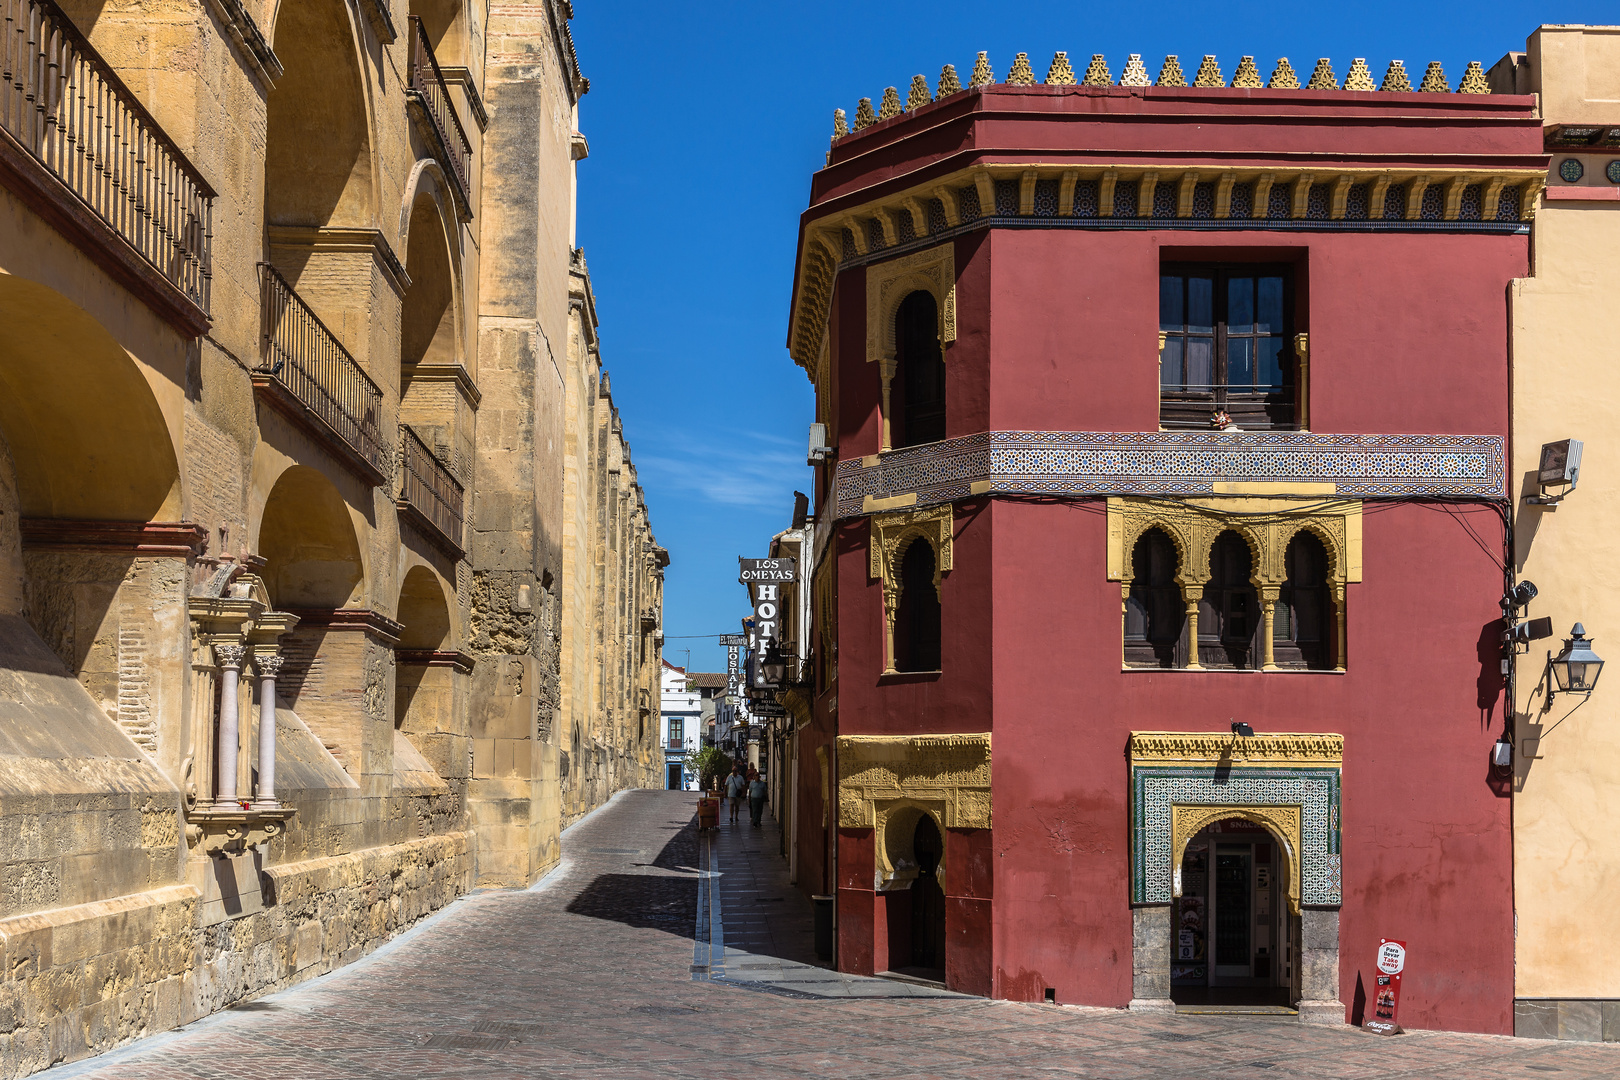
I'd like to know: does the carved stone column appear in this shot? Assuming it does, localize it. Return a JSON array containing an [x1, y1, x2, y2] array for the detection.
[[882, 590, 899, 676], [213, 643, 246, 807], [1178, 581, 1204, 670], [878, 355, 897, 453], [1332, 583, 1347, 672], [1260, 584, 1282, 671], [255, 655, 284, 808]]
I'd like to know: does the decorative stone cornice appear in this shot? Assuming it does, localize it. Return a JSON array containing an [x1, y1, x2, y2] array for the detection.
[[20, 519, 208, 558], [833, 429, 1505, 519], [836, 732, 991, 831], [268, 227, 410, 298], [1129, 730, 1344, 767], [285, 608, 405, 646], [395, 649, 477, 673]]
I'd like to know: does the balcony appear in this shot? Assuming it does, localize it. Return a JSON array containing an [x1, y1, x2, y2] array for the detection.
[[253, 264, 387, 484], [0, 0, 213, 334], [405, 16, 472, 221], [667, 739, 685, 751], [396, 424, 464, 557]]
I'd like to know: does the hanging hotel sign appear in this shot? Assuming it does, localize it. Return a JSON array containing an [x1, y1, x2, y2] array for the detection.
[[1364, 938, 1407, 1036], [739, 558, 796, 647]]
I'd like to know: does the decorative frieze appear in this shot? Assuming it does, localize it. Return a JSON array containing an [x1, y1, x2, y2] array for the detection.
[[836, 733, 992, 827], [832, 430, 1505, 519]]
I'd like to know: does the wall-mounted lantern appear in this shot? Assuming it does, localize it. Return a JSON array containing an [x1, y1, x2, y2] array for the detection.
[[1548, 624, 1604, 700]]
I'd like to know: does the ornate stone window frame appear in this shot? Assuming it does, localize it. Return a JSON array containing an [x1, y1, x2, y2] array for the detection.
[[869, 505, 953, 674], [1107, 496, 1361, 671], [837, 733, 991, 891], [866, 243, 956, 452]]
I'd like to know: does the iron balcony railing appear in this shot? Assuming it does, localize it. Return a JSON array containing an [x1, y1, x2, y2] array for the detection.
[[0, 0, 212, 313], [406, 16, 471, 217], [398, 424, 464, 553], [257, 264, 386, 480]]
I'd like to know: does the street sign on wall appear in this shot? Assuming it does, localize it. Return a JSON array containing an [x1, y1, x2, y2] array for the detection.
[[1364, 939, 1407, 1036]]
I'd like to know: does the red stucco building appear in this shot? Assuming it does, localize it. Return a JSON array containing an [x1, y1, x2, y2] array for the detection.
[[786, 54, 1546, 1033]]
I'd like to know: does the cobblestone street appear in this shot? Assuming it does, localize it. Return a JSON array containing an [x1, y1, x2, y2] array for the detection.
[[54, 791, 1620, 1079]]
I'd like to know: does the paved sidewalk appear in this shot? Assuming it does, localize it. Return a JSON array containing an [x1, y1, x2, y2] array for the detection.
[[693, 800, 959, 999], [51, 790, 1620, 1079]]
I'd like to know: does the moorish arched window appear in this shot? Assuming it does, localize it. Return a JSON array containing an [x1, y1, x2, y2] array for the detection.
[[1199, 531, 1259, 669], [895, 290, 945, 447], [894, 538, 942, 672], [1274, 531, 1332, 670], [1125, 528, 1184, 668]]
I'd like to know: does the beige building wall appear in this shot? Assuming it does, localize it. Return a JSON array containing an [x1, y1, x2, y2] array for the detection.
[[1497, 24, 1620, 1042], [0, 0, 661, 1073]]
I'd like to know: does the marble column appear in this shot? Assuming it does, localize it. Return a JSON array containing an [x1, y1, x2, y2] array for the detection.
[[255, 655, 284, 808], [214, 643, 246, 807]]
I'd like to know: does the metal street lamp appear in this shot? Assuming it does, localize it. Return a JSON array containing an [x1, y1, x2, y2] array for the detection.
[[760, 642, 789, 688], [1548, 624, 1604, 699]]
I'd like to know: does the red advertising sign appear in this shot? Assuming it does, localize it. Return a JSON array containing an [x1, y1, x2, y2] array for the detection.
[[1364, 938, 1406, 1035]]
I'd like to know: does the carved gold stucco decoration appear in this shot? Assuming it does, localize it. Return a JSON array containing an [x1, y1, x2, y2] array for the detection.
[[865, 241, 956, 368], [1193, 56, 1224, 88], [1173, 804, 1303, 914], [853, 97, 875, 129], [1419, 61, 1449, 93], [1231, 56, 1263, 88], [1381, 60, 1413, 92], [1344, 58, 1376, 91], [1046, 51, 1077, 85], [1306, 59, 1337, 90], [1268, 58, 1300, 88], [878, 86, 902, 120], [870, 504, 953, 673], [1156, 55, 1187, 87], [1106, 496, 1359, 670], [907, 75, 932, 111], [1120, 54, 1150, 87], [832, 109, 848, 141], [969, 52, 993, 88], [1007, 52, 1035, 86], [837, 733, 992, 889], [1128, 730, 1346, 767], [1458, 61, 1489, 95], [1079, 54, 1109, 87], [938, 63, 962, 97]]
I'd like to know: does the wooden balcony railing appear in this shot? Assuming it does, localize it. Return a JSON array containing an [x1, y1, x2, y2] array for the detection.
[[255, 264, 387, 483], [397, 424, 464, 555], [406, 16, 471, 220], [0, 0, 213, 328]]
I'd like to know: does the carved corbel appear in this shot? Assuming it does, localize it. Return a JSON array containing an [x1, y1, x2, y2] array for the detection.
[[843, 217, 870, 256], [1367, 176, 1393, 220], [1329, 175, 1354, 219], [1290, 174, 1313, 219], [1177, 171, 1199, 218], [1481, 176, 1506, 220], [1521, 178, 1546, 220], [1018, 169, 1039, 215], [1137, 172, 1159, 218], [874, 207, 901, 248], [1099, 170, 1119, 218], [932, 185, 961, 227], [1405, 176, 1432, 219], [1442, 175, 1469, 221], [1252, 173, 1276, 217], [1214, 172, 1236, 218], [1057, 169, 1080, 216], [972, 170, 996, 219], [900, 196, 932, 237]]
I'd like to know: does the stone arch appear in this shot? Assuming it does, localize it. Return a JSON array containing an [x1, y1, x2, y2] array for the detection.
[[1280, 520, 1347, 586], [888, 529, 944, 603], [876, 798, 948, 891], [400, 176, 463, 371], [256, 466, 365, 610], [1207, 523, 1269, 588], [1172, 807, 1302, 916], [1122, 517, 1195, 586], [264, 0, 379, 232], [396, 563, 453, 650], [865, 243, 956, 369], [0, 276, 179, 522], [877, 270, 954, 362]]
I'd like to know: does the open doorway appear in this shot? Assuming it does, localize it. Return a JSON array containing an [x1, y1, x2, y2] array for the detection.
[[1172, 817, 1300, 1013]]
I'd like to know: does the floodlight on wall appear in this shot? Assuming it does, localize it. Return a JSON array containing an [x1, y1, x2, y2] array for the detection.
[[1526, 439, 1583, 505], [1231, 722, 1255, 737], [1547, 624, 1604, 701]]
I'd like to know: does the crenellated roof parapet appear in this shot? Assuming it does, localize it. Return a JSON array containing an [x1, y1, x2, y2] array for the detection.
[[833, 52, 1494, 144]]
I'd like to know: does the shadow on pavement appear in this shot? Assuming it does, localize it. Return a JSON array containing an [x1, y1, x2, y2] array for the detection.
[[564, 815, 699, 939]]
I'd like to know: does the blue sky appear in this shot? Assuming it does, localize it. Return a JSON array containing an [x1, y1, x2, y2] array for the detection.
[[570, 1, 1612, 674]]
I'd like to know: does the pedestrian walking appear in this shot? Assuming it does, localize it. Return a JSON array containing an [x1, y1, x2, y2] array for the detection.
[[748, 773, 768, 827], [724, 765, 747, 823]]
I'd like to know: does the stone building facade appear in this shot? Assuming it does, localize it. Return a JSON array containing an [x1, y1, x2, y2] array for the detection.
[[0, 0, 660, 1072]]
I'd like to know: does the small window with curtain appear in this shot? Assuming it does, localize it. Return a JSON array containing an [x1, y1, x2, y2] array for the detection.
[[1160, 265, 1296, 431]]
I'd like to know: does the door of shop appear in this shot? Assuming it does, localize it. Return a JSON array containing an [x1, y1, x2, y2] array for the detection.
[[1172, 819, 1296, 1008]]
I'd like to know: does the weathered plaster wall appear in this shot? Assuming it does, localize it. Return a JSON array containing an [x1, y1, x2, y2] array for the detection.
[[1508, 25, 1620, 1024]]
